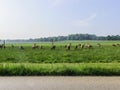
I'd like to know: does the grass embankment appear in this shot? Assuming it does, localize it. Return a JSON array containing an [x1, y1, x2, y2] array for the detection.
[[0, 63, 120, 76]]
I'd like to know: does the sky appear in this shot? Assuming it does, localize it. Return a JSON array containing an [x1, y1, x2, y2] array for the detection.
[[0, 0, 120, 39]]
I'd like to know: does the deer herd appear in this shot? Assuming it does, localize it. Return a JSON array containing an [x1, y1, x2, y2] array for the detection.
[[0, 42, 120, 50]]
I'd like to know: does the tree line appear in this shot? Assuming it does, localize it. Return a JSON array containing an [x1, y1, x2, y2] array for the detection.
[[28, 34, 120, 42], [1, 34, 120, 43]]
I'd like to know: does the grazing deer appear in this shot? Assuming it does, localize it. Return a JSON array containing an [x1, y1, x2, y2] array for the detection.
[[81, 44, 85, 49], [51, 45, 56, 50], [32, 43, 39, 49], [75, 45, 78, 50], [0, 44, 3, 49], [66, 43, 71, 50], [112, 44, 117, 47], [0, 44, 5, 49], [117, 44, 120, 46], [86, 43, 92, 49], [20, 46, 24, 50], [64, 45, 67, 48], [97, 43, 102, 47], [11, 44, 15, 48], [32, 45, 39, 49]]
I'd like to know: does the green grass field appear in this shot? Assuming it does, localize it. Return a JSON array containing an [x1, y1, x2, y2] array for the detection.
[[0, 40, 120, 75], [1, 40, 120, 63], [0, 63, 120, 76]]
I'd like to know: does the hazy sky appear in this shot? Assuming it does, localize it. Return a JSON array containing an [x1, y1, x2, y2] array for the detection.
[[0, 0, 120, 39]]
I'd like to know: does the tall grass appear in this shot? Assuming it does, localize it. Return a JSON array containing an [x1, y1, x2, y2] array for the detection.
[[0, 63, 120, 76]]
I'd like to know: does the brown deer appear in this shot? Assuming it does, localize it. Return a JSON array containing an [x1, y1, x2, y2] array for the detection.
[[112, 44, 117, 47], [32, 43, 39, 49], [97, 43, 102, 47], [51, 45, 56, 50], [86, 43, 92, 49], [20, 46, 24, 50], [66, 43, 71, 50]]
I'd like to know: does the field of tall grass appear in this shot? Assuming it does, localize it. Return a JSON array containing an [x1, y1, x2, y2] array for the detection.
[[0, 63, 120, 76], [0, 40, 120, 75]]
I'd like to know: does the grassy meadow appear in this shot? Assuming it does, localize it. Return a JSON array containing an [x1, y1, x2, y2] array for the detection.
[[1, 40, 120, 63], [0, 63, 120, 76], [0, 40, 120, 75]]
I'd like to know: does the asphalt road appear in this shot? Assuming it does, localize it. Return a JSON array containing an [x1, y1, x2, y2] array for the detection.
[[0, 77, 120, 90]]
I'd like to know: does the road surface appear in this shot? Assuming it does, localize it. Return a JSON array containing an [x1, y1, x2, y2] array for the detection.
[[0, 77, 120, 90]]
